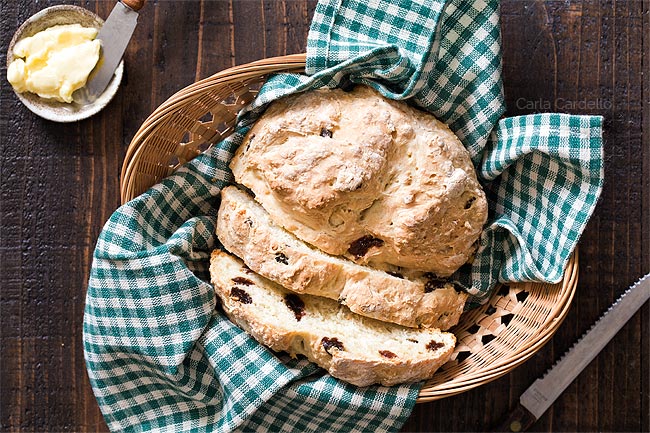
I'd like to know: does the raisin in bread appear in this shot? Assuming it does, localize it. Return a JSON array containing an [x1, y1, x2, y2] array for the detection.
[[230, 85, 487, 277], [216, 185, 467, 330], [210, 249, 456, 387]]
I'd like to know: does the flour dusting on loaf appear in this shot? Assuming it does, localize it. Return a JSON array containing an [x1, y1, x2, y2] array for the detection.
[[230, 85, 487, 277]]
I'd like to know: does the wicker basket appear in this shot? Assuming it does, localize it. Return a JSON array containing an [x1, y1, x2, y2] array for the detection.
[[120, 53, 578, 402]]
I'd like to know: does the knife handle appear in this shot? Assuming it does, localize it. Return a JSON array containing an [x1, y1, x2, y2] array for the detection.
[[491, 404, 537, 432], [122, 0, 145, 11]]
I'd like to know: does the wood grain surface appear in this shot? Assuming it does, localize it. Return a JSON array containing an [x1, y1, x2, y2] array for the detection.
[[1, 1, 648, 432]]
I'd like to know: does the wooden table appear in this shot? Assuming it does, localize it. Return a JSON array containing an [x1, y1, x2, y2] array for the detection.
[[1, 1, 648, 431]]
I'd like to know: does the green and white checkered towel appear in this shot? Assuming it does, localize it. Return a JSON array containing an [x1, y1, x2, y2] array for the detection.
[[84, 0, 604, 431]]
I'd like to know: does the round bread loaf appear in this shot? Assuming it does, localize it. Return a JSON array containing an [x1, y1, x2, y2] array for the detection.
[[231, 85, 487, 277]]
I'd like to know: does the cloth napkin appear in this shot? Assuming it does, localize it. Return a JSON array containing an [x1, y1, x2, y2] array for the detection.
[[83, 0, 604, 431]]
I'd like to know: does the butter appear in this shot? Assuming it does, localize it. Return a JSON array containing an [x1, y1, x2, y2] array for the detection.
[[7, 24, 101, 103]]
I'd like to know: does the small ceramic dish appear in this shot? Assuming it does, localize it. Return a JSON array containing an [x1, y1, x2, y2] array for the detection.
[[6, 4, 124, 123]]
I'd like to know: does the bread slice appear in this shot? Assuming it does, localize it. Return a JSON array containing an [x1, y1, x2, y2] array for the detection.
[[216, 185, 467, 329], [229, 85, 488, 276], [210, 249, 456, 387]]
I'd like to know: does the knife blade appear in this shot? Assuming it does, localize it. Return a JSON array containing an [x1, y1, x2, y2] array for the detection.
[[493, 273, 650, 432], [74, 0, 145, 104]]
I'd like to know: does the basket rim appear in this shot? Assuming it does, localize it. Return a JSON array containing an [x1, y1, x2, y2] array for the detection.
[[120, 54, 306, 198], [119, 54, 579, 403], [418, 254, 577, 400]]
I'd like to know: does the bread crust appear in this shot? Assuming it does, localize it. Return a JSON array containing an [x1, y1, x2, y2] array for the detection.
[[217, 186, 467, 329], [230, 85, 487, 276], [210, 249, 456, 387]]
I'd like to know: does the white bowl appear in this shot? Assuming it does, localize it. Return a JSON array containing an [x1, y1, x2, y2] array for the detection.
[[6, 5, 124, 123]]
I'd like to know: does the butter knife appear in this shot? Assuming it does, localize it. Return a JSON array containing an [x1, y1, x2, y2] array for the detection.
[[73, 0, 145, 104], [493, 273, 650, 432]]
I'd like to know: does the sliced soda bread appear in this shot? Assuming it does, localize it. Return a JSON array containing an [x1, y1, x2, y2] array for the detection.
[[210, 249, 456, 387], [216, 185, 468, 329]]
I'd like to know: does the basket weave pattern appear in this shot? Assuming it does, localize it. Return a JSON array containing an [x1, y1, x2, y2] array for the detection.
[[120, 54, 577, 402]]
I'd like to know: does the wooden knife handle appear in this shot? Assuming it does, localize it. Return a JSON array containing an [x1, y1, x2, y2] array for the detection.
[[491, 404, 537, 432], [122, 0, 145, 11]]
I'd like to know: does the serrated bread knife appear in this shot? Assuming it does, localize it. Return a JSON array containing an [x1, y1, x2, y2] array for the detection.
[[493, 273, 650, 432], [73, 0, 145, 104]]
